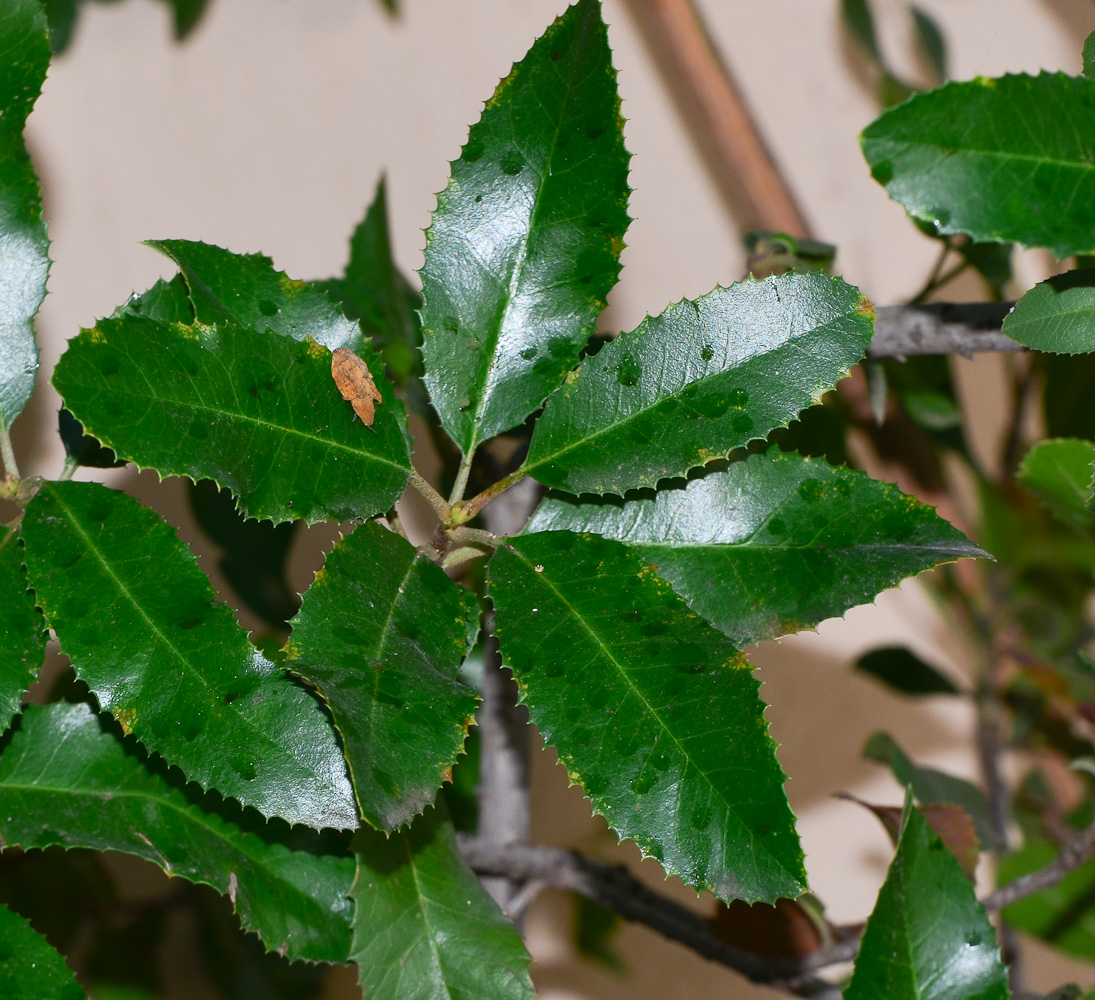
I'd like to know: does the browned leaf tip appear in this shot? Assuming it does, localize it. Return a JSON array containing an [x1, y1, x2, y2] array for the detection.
[[331, 346, 382, 427]]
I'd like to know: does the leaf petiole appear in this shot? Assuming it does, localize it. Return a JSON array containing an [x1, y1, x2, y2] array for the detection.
[[408, 469, 451, 523], [450, 467, 527, 526]]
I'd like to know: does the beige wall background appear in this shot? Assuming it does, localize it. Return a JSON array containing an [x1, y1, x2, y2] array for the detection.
[[14, 0, 1095, 996]]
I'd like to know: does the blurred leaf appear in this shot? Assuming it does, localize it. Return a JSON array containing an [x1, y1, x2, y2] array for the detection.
[[0, 0, 51, 434], [163, 0, 210, 38], [711, 896, 823, 958], [574, 896, 624, 972], [744, 231, 836, 277], [351, 800, 533, 1000], [0, 701, 355, 963], [1042, 354, 1095, 441], [1017, 439, 1095, 531], [420, 0, 629, 458], [909, 5, 946, 83], [842, 0, 883, 64], [1004, 270, 1095, 354], [0, 902, 84, 999], [956, 240, 1013, 296], [845, 796, 1008, 1000], [0, 527, 45, 733], [862, 73, 1095, 258], [900, 389, 962, 431], [1085, 31, 1095, 79], [855, 646, 961, 696], [21, 481, 358, 830], [489, 530, 805, 903]]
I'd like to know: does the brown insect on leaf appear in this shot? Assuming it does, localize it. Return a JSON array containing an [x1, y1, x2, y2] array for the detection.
[[331, 347, 382, 427]]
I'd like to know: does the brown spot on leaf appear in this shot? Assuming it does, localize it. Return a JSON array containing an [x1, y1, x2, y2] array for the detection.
[[331, 347, 382, 427]]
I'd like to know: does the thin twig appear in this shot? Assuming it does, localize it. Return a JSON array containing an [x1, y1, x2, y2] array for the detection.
[[982, 825, 1095, 911], [448, 449, 475, 507], [452, 468, 528, 526], [0, 427, 20, 481]]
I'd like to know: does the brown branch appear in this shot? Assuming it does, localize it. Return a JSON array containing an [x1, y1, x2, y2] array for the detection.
[[623, 0, 811, 236]]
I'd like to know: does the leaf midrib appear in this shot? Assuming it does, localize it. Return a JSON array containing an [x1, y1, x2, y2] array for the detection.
[[878, 138, 1095, 176]]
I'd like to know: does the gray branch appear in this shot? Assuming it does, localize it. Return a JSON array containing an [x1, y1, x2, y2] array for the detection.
[[982, 824, 1095, 912], [868, 302, 1018, 358]]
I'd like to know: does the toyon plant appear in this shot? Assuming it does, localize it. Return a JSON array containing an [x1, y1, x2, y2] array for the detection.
[[5, 0, 1095, 996]]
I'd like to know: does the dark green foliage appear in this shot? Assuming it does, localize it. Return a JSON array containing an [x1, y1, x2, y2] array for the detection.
[[855, 646, 961, 696], [0, 527, 44, 733], [0, 901, 85, 999]]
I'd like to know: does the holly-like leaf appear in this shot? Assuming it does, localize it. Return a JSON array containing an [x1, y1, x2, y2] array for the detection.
[[1017, 438, 1095, 531], [855, 646, 961, 696], [52, 313, 411, 525], [146, 240, 365, 353], [0, 527, 44, 734], [861, 73, 1095, 259], [0, 901, 84, 1000], [0, 0, 51, 434], [1003, 270, 1095, 355], [523, 274, 874, 495], [420, 0, 630, 460], [488, 531, 804, 903], [528, 450, 979, 646], [0, 701, 354, 964], [351, 799, 533, 1000], [845, 796, 1008, 1000], [21, 481, 358, 830], [286, 521, 480, 831]]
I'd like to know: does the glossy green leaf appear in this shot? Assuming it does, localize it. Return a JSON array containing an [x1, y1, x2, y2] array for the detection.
[[0, 901, 84, 1000], [287, 521, 480, 830], [999, 841, 1095, 960], [147, 240, 364, 353], [21, 481, 357, 830], [845, 797, 1008, 1000], [352, 800, 532, 1000], [114, 273, 195, 325], [0, 701, 355, 963], [0, 0, 50, 433], [523, 274, 874, 495], [529, 450, 980, 645], [489, 531, 804, 903], [317, 177, 423, 387], [1017, 438, 1095, 531], [864, 732, 1000, 849], [52, 313, 411, 525], [862, 73, 1095, 258], [855, 646, 961, 696], [420, 0, 630, 459], [0, 527, 44, 733], [1003, 270, 1095, 354]]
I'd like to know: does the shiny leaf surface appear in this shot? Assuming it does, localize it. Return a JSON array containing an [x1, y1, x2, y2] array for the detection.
[[0, 901, 84, 1000], [21, 481, 357, 830], [0, 701, 354, 963], [0, 0, 50, 433], [420, 0, 629, 458], [287, 521, 480, 830], [489, 531, 804, 902], [147, 240, 364, 353], [845, 798, 1008, 1000], [861, 73, 1095, 258], [523, 274, 874, 495], [1003, 270, 1095, 354], [1017, 438, 1095, 531], [351, 800, 533, 1000], [0, 527, 44, 734], [52, 314, 411, 525], [529, 450, 980, 645]]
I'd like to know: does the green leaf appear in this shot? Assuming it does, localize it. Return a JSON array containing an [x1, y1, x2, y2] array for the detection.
[[909, 5, 946, 83], [1003, 270, 1095, 354], [845, 796, 1008, 1000], [1017, 438, 1095, 531], [52, 313, 411, 525], [1084, 31, 1095, 79], [42, 0, 78, 54], [489, 531, 805, 903], [842, 0, 883, 65], [419, 0, 630, 459], [20, 481, 358, 830], [528, 450, 978, 646], [0, 527, 44, 733], [0, 901, 84, 1000], [863, 732, 1000, 849], [855, 646, 961, 696], [317, 177, 423, 387], [351, 799, 533, 1000], [0, 0, 51, 433], [999, 841, 1095, 960], [0, 700, 354, 963], [523, 274, 874, 495], [146, 240, 365, 353], [286, 521, 480, 830], [58, 408, 124, 470], [161, 0, 211, 38], [114, 274, 195, 325], [861, 73, 1095, 259]]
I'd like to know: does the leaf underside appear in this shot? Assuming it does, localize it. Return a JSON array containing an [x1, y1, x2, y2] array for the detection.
[[21, 481, 358, 830], [1017, 438, 1095, 531], [489, 531, 805, 903], [420, 0, 630, 458], [287, 521, 480, 831], [861, 72, 1095, 258], [0, 701, 354, 964], [0, 900, 84, 1000], [351, 800, 534, 1000], [523, 273, 875, 495], [0, 527, 44, 734], [529, 449, 984, 646]]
